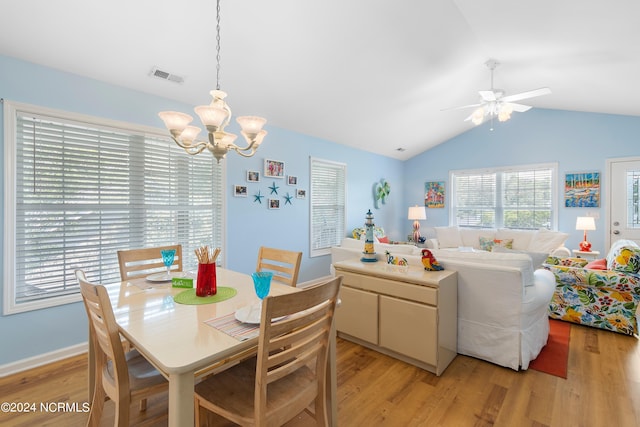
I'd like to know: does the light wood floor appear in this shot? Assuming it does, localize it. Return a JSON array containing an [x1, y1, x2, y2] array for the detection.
[[1, 322, 639, 427]]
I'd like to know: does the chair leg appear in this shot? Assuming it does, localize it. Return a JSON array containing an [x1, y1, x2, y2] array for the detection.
[[87, 385, 106, 427], [114, 397, 130, 427]]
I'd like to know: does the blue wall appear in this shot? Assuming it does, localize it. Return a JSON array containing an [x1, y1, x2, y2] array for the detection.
[[402, 108, 640, 252], [0, 55, 404, 366], [2, 53, 640, 367]]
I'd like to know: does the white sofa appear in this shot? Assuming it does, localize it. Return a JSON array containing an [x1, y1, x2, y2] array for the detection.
[[425, 226, 571, 261], [331, 237, 557, 370]]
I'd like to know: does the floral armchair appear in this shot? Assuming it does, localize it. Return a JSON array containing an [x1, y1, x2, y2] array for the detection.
[[543, 241, 640, 335]]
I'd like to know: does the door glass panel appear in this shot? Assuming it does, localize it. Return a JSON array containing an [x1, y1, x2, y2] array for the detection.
[[626, 171, 640, 228]]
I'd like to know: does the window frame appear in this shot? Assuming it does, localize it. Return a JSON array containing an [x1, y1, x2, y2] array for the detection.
[[309, 157, 347, 257], [449, 162, 559, 230], [3, 100, 225, 315]]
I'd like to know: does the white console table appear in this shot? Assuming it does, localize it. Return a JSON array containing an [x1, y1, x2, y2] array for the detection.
[[333, 259, 457, 376]]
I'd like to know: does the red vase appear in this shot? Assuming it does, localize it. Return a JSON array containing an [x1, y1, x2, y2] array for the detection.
[[196, 263, 217, 296]]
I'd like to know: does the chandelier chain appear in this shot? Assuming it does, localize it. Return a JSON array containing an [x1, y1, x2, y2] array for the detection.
[[215, 0, 221, 90]]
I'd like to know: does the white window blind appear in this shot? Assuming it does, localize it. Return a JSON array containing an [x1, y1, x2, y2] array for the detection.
[[451, 163, 557, 229], [3, 101, 224, 314], [309, 158, 346, 257]]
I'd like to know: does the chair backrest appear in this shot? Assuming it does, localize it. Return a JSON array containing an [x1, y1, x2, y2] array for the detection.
[[117, 244, 183, 281], [255, 246, 302, 287], [76, 270, 130, 399], [255, 275, 342, 424]]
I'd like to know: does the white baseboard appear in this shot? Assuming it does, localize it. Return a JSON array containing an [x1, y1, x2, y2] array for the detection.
[[0, 342, 88, 378], [297, 275, 334, 288]]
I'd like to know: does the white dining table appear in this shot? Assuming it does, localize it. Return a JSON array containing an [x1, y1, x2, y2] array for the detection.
[[99, 268, 338, 426]]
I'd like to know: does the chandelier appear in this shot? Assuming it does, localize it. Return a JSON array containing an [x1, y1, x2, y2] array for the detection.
[[158, 0, 267, 163]]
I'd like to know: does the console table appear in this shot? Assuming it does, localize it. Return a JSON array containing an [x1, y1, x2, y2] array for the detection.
[[333, 259, 457, 376]]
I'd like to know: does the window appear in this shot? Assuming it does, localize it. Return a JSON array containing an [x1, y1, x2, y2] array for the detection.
[[450, 163, 557, 230], [3, 101, 224, 314], [309, 157, 346, 257]]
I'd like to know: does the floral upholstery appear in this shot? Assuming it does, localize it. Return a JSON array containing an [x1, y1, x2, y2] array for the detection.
[[543, 261, 640, 335], [544, 256, 589, 267]]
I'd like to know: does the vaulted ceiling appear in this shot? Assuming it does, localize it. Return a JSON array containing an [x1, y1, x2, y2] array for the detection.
[[2, 0, 639, 160]]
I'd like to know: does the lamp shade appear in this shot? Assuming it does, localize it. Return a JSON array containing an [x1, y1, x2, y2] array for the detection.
[[576, 216, 596, 231], [408, 206, 426, 221]]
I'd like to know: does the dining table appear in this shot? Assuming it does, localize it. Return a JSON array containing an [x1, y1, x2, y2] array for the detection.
[[96, 267, 338, 427]]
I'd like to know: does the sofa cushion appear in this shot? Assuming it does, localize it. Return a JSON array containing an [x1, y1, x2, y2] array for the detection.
[[496, 228, 535, 251], [492, 246, 549, 269], [528, 229, 569, 253], [460, 228, 496, 248], [433, 249, 535, 286], [608, 243, 640, 274], [434, 226, 463, 248]]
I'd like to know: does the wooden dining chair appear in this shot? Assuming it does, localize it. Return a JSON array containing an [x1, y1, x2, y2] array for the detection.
[[194, 275, 342, 426], [117, 244, 182, 281], [255, 246, 302, 287], [76, 270, 168, 426]]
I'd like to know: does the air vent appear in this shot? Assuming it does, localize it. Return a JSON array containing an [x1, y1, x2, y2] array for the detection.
[[150, 66, 185, 84]]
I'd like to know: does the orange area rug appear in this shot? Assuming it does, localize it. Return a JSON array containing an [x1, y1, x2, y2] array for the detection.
[[529, 319, 571, 378]]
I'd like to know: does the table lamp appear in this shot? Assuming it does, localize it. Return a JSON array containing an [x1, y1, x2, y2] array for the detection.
[[408, 205, 427, 243], [576, 216, 596, 251]]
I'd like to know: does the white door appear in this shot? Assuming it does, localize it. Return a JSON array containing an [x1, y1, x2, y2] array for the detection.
[[607, 157, 640, 250]]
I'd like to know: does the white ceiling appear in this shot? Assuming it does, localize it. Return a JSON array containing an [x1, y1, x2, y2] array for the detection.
[[2, 0, 639, 160]]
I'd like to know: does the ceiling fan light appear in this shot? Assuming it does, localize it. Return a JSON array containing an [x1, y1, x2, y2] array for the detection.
[[471, 107, 485, 125]]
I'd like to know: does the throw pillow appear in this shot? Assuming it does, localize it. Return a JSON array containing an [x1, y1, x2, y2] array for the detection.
[[609, 245, 640, 274], [493, 238, 513, 250], [585, 258, 607, 270], [378, 236, 390, 243], [479, 236, 495, 251], [435, 226, 462, 248]]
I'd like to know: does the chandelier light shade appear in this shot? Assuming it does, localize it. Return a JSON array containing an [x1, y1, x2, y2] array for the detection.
[[575, 216, 596, 251], [408, 205, 427, 243], [158, 0, 267, 163]]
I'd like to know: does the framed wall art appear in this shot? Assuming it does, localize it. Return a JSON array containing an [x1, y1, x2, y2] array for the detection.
[[234, 185, 248, 197], [296, 189, 306, 199], [268, 198, 280, 209], [425, 181, 445, 208], [565, 171, 600, 207], [264, 159, 285, 178], [287, 175, 298, 185], [246, 170, 260, 182]]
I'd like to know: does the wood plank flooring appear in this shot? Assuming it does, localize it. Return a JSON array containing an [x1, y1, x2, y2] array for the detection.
[[1, 322, 638, 426]]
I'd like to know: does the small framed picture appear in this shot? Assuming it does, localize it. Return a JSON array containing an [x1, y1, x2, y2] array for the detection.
[[265, 159, 285, 178], [246, 170, 260, 182], [234, 185, 248, 197], [268, 198, 280, 209], [287, 175, 298, 185], [296, 189, 306, 199]]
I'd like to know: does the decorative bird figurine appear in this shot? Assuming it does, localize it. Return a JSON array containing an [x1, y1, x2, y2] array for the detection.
[[421, 249, 443, 271]]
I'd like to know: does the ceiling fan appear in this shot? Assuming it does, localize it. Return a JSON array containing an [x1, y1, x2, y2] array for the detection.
[[446, 59, 551, 127]]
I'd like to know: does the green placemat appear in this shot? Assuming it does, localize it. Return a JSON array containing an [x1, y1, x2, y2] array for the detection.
[[173, 287, 237, 305]]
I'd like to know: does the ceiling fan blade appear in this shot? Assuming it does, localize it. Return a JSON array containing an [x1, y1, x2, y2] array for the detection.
[[501, 87, 551, 103], [441, 103, 482, 112], [504, 102, 532, 112], [479, 90, 496, 101]]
